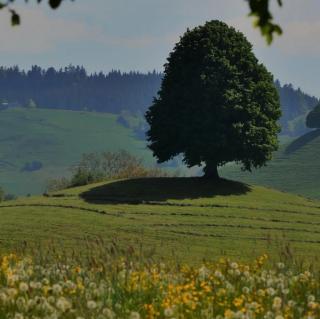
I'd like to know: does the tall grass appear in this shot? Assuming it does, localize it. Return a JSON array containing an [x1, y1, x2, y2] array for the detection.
[[1, 241, 320, 318]]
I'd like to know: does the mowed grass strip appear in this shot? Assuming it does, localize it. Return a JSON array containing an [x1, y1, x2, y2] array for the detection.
[[1, 177, 320, 261]]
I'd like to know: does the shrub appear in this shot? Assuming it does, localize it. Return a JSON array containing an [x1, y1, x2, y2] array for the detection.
[[4, 193, 17, 201], [46, 150, 177, 191], [21, 160, 43, 172], [0, 187, 4, 202], [46, 177, 72, 192]]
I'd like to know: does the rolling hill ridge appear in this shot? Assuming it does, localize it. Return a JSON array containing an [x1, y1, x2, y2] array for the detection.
[[221, 129, 320, 199], [1, 178, 320, 261]]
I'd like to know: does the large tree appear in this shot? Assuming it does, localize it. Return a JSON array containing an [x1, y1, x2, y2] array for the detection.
[[146, 20, 281, 179]]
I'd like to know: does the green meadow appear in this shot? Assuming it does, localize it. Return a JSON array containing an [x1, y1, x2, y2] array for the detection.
[[222, 129, 320, 200], [0, 107, 152, 195], [1, 177, 320, 262]]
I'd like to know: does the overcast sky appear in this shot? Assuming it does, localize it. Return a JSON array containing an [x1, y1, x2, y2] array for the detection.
[[0, 0, 319, 97]]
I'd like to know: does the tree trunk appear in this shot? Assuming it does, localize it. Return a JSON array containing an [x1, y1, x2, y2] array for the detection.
[[203, 161, 219, 179]]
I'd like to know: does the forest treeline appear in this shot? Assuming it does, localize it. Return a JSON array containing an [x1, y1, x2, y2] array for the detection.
[[0, 65, 318, 136], [0, 65, 162, 114]]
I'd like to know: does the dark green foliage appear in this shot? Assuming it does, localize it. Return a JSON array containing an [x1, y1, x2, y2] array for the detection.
[[306, 103, 320, 128], [0, 0, 70, 26], [70, 167, 100, 187], [248, 0, 282, 44], [146, 20, 281, 178]]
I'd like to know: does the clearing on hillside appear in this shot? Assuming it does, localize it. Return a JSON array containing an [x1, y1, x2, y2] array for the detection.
[[1, 178, 320, 262]]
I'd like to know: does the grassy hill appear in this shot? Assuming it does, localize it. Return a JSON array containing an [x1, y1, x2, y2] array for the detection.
[[221, 129, 320, 200], [0, 107, 153, 195], [1, 177, 320, 261]]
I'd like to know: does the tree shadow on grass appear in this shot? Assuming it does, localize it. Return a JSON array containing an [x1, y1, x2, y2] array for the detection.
[[285, 129, 320, 155], [80, 177, 251, 204]]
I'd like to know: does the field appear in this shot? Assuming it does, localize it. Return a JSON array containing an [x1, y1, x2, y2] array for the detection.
[[221, 129, 320, 200], [3, 107, 320, 202], [0, 107, 152, 195], [1, 177, 320, 262], [1, 252, 320, 319]]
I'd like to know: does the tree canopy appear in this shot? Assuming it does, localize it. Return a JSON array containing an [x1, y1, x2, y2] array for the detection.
[[0, 0, 282, 43], [306, 103, 320, 129], [146, 20, 281, 179]]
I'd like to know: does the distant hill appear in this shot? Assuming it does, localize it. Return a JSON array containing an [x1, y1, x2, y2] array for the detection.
[[221, 129, 320, 199], [0, 108, 153, 195], [275, 80, 319, 137], [0, 66, 318, 137]]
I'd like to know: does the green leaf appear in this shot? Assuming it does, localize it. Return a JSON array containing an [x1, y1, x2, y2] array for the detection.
[[49, 0, 63, 9], [10, 10, 20, 26]]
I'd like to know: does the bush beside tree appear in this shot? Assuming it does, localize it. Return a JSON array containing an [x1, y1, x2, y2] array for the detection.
[[46, 150, 178, 192]]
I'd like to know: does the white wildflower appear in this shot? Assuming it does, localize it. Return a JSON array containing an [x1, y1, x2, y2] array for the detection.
[[15, 297, 26, 311], [7, 288, 18, 298], [42, 278, 50, 285], [0, 292, 7, 303], [214, 270, 224, 279], [89, 282, 97, 289], [164, 307, 174, 317], [230, 262, 238, 269], [103, 308, 115, 319], [19, 282, 28, 293], [242, 286, 250, 294], [56, 297, 71, 312], [52, 284, 62, 295], [273, 297, 282, 310], [198, 266, 210, 280], [87, 300, 97, 309], [266, 287, 276, 296], [129, 312, 141, 319]]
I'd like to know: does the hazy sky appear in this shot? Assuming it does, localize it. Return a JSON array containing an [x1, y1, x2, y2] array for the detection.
[[0, 0, 319, 97]]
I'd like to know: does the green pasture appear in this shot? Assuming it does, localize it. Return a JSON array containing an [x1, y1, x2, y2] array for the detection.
[[1, 177, 320, 262]]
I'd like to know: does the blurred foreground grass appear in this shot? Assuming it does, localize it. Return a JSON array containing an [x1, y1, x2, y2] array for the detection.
[[1, 242, 320, 319]]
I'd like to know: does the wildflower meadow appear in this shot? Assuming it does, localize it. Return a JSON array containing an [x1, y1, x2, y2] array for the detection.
[[1, 251, 320, 319]]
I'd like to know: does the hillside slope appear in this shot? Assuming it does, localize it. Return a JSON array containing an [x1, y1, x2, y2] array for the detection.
[[221, 129, 320, 199], [0, 108, 152, 195], [1, 178, 320, 261]]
